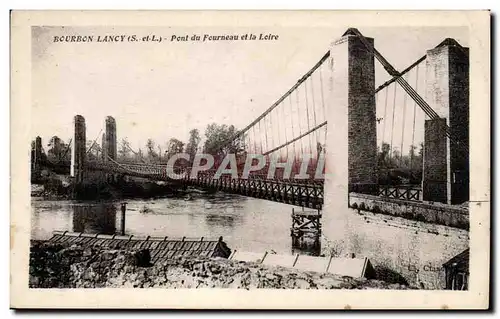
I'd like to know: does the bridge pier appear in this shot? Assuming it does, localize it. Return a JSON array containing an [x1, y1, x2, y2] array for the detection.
[[71, 115, 86, 183], [423, 39, 469, 204], [323, 28, 378, 257]]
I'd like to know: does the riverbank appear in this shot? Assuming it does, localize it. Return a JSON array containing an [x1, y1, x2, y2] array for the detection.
[[31, 174, 190, 201], [29, 241, 412, 289]]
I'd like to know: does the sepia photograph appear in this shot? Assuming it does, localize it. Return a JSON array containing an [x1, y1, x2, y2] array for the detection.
[[10, 10, 490, 309]]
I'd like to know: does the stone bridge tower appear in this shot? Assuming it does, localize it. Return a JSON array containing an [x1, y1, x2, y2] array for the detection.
[[105, 116, 117, 161], [71, 115, 86, 183], [423, 39, 469, 205]]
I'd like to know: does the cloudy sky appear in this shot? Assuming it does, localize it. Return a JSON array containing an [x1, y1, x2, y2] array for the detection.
[[31, 25, 468, 154]]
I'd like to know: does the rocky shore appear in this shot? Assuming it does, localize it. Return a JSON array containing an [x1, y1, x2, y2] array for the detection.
[[30, 241, 412, 289]]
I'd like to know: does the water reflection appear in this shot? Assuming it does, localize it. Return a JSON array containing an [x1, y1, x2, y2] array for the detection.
[[205, 214, 238, 228], [32, 192, 322, 256], [72, 203, 117, 235], [292, 235, 321, 256]]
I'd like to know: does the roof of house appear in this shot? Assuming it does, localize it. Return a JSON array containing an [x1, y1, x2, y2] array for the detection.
[[442, 249, 469, 271], [46, 230, 232, 264], [229, 250, 376, 279]]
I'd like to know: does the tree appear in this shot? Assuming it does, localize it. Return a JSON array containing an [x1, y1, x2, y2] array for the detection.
[[203, 123, 244, 156], [392, 147, 400, 164], [135, 148, 144, 162], [146, 138, 158, 160], [47, 136, 62, 160], [118, 138, 131, 160], [86, 140, 102, 160], [185, 129, 201, 161], [165, 138, 185, 160], [409, 144, 417, 160], [47, 136, 71, 161], [378, 142, 391, 168]]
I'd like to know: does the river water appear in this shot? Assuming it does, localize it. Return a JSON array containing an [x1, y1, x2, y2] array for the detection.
[[31, 191, 320, 255]]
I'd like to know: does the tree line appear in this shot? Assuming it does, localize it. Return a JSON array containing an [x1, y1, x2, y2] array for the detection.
[[38, 123, 244, 164]]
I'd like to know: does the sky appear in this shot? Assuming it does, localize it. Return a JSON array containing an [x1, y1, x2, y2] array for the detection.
[[31, 25, 468, 154]]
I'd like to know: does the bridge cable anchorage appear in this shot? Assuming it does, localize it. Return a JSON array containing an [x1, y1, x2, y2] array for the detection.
[[350, 28, 469, 155], [215, 51, 330, 154]]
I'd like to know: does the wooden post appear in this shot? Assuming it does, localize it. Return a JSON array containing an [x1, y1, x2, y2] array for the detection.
[[291, 208, 322, 256], [120, 202, 127, 235]]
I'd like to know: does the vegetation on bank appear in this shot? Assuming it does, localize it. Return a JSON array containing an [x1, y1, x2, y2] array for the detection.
[[31, 172, 188, 201]]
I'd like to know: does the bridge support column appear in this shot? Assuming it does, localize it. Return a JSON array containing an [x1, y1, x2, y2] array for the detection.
[[105, 116, 117, 161], [423, 39, 469, 204], [323, 28, 377, 257], [71, 115, 86, 183]]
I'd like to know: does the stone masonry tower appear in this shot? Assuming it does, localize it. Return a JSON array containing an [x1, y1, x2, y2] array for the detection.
[[423, 39, 469, 204], [71, 115, 86, 183], [105, 116, 117, 161], [323, 28, 378, 257]]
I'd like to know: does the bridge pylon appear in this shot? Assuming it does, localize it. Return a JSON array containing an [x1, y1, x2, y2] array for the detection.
[[32, 136, 42, 180], [71, 115, 86, 183], [323, 29, 378, 257], [423, 39, 469, 204], [105, 116, 117, 161]]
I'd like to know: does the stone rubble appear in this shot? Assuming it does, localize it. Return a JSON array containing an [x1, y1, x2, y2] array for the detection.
[[29, 241, 412, 290]]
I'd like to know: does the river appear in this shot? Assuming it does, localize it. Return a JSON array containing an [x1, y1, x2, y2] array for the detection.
[[31, 190, 320, 255]]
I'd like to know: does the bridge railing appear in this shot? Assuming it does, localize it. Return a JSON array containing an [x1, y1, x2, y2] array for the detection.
[[378, 185, 421, 202]]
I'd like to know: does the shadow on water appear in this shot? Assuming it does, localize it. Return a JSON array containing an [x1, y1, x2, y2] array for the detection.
[[72, 203, 117, 235]]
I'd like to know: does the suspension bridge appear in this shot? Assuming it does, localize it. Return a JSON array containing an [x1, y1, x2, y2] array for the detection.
[[32, 28, 469, 209]]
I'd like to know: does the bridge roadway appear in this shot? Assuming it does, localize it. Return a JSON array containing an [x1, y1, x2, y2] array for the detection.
[[41, 159, 423, 207], [74, 160, 325, 210]]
